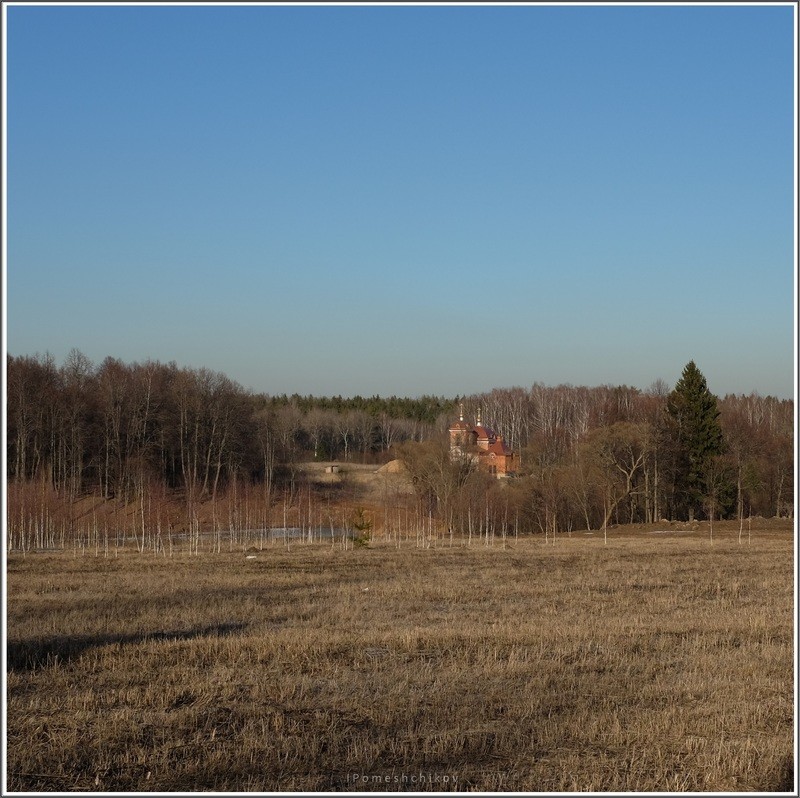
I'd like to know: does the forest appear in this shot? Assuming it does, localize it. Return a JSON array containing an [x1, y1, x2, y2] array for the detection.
[[5, 350, 794, 550]]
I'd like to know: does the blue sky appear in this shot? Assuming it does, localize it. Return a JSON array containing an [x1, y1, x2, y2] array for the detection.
[[5, 3, 796, 399]]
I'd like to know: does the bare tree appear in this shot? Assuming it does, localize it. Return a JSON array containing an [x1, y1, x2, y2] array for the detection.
[[581, 422, 650, 528]]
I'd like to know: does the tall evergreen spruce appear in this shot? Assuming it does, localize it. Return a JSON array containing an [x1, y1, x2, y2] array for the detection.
[[667, 361, 724, 520]]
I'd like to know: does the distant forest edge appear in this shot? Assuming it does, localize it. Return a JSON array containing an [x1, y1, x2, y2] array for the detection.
[[5, 352, 794, 548]]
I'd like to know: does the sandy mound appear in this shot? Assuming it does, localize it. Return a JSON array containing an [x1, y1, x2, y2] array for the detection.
[[377, 459, 406, 474]]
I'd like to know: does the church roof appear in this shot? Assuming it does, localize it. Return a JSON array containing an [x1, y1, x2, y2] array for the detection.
[[450, 413, 513, 456], [486, 438, 512, 456], [477, 440, 511, 457], [449, 420, 473, 431]]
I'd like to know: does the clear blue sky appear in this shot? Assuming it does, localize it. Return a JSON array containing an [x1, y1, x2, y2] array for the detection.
[[5, 3, 796, 399]]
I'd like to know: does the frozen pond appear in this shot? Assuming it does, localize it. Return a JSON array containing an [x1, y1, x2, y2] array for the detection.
[[256, 527, 351, 540], [181, 526, 354, 542]]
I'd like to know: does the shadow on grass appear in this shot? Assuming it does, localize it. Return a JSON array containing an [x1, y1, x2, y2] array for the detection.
[[7, 622, 246, 672], [774, 755, 794, 792]]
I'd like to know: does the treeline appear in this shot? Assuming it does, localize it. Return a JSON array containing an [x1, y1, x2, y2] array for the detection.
[[267, 393, 453, 425], [399, 364, 793, 537], [6, 351, 454, 504], [6, 352, 794, 541]]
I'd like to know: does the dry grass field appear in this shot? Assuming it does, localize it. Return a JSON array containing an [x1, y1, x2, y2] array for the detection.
[[6, 522, 795, 792]]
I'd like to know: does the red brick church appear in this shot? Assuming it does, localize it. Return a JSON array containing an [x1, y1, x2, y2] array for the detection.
[[448, 405, 516, 477]]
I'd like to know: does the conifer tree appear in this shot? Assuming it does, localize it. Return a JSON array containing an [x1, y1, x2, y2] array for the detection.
[[666, 361, 724, 520]]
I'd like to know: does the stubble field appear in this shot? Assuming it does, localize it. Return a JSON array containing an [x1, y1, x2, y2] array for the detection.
[[5, 523, 795, 792]]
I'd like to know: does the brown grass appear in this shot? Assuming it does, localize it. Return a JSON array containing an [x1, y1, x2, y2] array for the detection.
[[6, 523, 795, 792]]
